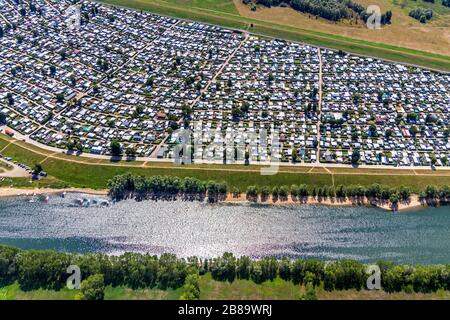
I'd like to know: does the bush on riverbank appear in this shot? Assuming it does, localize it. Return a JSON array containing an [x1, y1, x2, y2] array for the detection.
[[0, 246, 449, 295]]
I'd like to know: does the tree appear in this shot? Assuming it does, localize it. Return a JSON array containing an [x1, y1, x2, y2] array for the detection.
[[0, 245, 20, 286], [231, 106, 243, 121], [33, 163, 43, 174], [292, 148, 299, 163], [369, 123, 377, 137], [146, 77, 154, 87], [409, 125, 419, 138], [16, 250, 71, 290], [406, 112, 418, 123], [6, 93, 14, 105], [55, 93, 64, 104], [389, 192, 399, 206], [210, 252, 236, 282], [300, 272, 318, 300], [132, 105, 144, 118], [180, 273, 200, 300], [0, 111, 6, 124], [246, 185, 258, 201], [398, 186, 411, 201], [351, 150, 360, 165], [424, 185, 439, 200], [66, 139, 75, 151], [49, 65, 56, 76], [78, 274, 105, 300], [110, 140, 122, 157], [430, 153, 437, 166], [237, 256, 251, 280], [260, 186, 270, 201], [76, 141, 84, 152], [125, 146, 136, 158], [279, 186, 289, 199]]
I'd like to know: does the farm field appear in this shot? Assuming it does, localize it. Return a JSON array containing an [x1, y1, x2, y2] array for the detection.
[[97, 0, 450, 71]]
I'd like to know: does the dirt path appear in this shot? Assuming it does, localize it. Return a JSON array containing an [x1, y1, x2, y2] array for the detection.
[[316, 47, 323, 165]]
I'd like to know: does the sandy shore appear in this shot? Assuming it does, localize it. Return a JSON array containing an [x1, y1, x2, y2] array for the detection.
[[0, 187, 424, 212], [225, 194, 424, 212], [0, 187, 108, 198]]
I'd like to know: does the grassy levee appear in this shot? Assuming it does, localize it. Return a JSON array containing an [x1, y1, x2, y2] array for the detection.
[[2, 135, 450, 192], [96, 0, 450, 72]]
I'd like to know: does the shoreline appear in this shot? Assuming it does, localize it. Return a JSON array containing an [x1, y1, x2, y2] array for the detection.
[[0, 187, 426, 212], [0, 187, 108, 198], [224, 194, 424, 212]]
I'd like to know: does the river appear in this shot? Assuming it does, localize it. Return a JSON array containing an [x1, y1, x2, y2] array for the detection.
[[0, 193, 448, 264]]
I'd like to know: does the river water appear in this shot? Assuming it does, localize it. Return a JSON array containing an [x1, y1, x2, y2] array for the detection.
[[0, 193, 448, 264]]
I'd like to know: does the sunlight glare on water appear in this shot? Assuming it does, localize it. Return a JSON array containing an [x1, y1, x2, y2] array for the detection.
[[0, 193, 448, 264]]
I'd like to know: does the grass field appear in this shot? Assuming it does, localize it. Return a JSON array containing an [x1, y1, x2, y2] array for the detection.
[[1, 135, 450, 192], [234, 0, 450, 56], [1, 274, 449, 300], [96, 0, 450, 71], [165, 0, 239, 14]]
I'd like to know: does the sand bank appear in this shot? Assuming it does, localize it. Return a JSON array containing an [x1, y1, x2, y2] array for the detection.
[[0, 187, 424, 212]]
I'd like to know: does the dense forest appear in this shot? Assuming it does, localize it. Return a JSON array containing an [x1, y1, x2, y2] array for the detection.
[[244, 0, 393, 24], [0, 245, 449, 299]]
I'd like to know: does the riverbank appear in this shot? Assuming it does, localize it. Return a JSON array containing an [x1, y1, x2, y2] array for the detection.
[[225, 194, 424, 212], [0, 187, 426, 212], [0, 187, 108, 198]]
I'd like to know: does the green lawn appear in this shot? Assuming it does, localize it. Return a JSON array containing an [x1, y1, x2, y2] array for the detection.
[[97, 0, 450, 71], [165, 0, 239, 14], [199, 273, 302, 300], [0, 282, 181, 300]]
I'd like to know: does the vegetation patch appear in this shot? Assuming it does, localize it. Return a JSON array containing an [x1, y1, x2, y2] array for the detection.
[[0, 245, 449, 300], [245, 0, 392, 24]]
